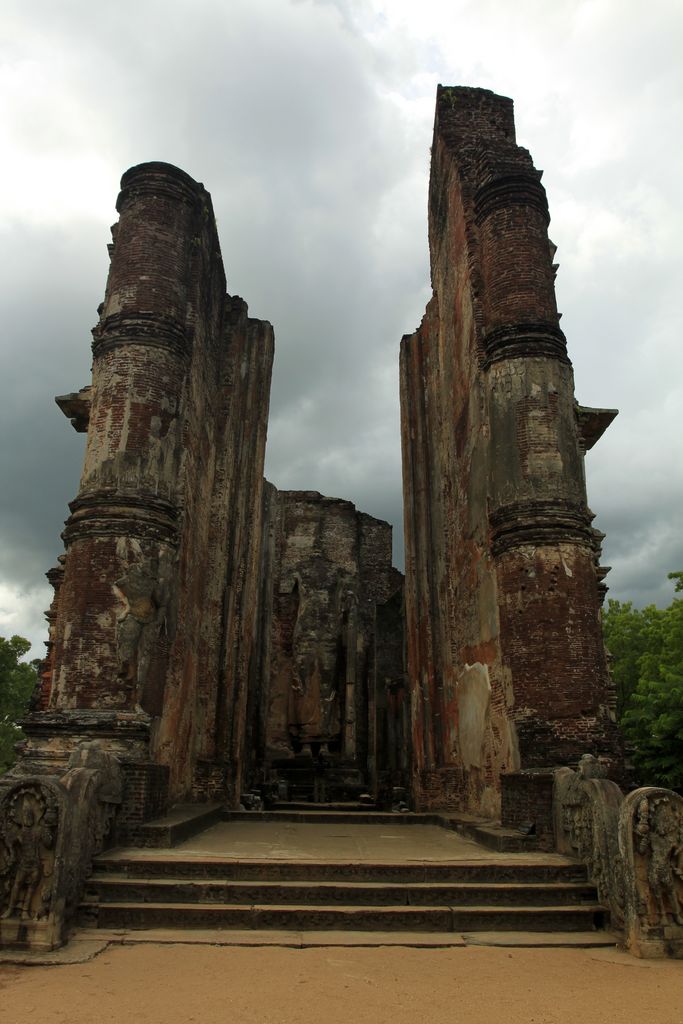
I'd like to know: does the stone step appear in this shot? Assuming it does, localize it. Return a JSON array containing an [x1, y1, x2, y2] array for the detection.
[[85, 876, 598, 907], [224, 810, 420, 825], [132, 803, 224, 848], [220, 810, 539, 852], [79, 900, 606, 933], [71, 926, 619, 949], [92, 856, 588, 885], [272, 802, 375, 812]]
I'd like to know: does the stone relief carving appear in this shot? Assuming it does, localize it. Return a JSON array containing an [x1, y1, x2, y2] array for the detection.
[[619, 787, 683, 956], [0, 741, 122, 951], [554, 755, 625, 926], [113, 541, 175, 695], [554, 762, 683, 957], [0, 783, 58, 921], [65, 740, 123, 854], [634, 796, 683, 927]]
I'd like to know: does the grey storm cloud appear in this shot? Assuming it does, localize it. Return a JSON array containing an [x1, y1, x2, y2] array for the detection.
[[1, 0, 682, 654]]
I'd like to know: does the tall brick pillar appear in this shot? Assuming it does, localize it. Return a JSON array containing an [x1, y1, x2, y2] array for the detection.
[[475, 128, 616, 765], [400, 87, 622, 817], [21, 165, 204, 801]]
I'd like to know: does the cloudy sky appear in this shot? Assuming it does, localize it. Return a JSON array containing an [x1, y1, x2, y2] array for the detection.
[[1, 0, 682, 657]]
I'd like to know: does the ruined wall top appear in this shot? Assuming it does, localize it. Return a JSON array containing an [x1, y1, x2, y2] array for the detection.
[[429, 86, 550, 265], [116, 161, 211, 212], [435, 86, 516, 151]]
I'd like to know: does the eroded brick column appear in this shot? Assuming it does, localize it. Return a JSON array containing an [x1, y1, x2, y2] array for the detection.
[[23, 165, 205, 779], [475, 145, 616, 765], [50, 164, 199, 715], [400, 87, 622, 816]]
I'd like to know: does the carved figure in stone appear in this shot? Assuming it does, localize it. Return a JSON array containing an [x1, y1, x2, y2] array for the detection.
[[558, 757, 612, 878], [66, 740, 123, 852], [0, 836, 13, 908], [1, 788, 56, 920], [554, 760, 625, 925], [634, 795, 683, 926], [558, 769, 592, 863], [113, 544, 174, 694], [577, 753, 607, 780], [288, 576, 341, 744]]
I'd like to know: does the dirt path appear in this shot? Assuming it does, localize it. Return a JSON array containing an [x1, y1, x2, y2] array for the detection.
[[1, 943, 682, 1024]]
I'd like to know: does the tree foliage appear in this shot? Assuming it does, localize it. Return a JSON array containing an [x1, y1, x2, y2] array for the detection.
[[0, 635, 38, 775], [603, 573, 683, 790]]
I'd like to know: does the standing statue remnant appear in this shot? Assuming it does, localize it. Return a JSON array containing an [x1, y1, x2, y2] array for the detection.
[[258, 490, 406, 803]]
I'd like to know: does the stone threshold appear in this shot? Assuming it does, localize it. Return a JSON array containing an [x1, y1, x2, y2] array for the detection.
[[0, 928, 620, 964]]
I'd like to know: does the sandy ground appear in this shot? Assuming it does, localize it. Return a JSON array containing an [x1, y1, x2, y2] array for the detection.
[[1, 943, 682, 1024]]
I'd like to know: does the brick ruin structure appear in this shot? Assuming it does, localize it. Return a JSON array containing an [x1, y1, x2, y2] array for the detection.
[[400, 86, 622, 819], [21, 89, 683, 962], [10, 162, 407, 832], [7, 88, 623, 839]]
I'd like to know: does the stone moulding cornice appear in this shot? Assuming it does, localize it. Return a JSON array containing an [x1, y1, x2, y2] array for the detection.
[[483, 321, 570, 368], [63, 492, 179, 546], [20, 709, 152, 741], [474, 171, 549, 225], [489, 499, 594, 556], [116, 161, 202, 212], [91, 312, 189, 360], [45, 564, 65, 589]]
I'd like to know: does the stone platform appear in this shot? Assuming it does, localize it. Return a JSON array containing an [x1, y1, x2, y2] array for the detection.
[[170, 817, 506, 861], [74, 817, 615, 946]]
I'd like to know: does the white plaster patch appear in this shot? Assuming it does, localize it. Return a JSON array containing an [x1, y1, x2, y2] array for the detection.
[[456, 662, 491, 770], [115, 536, 142, 561], [479, 786, 499, 819], [289, 533, 315, 550], [477, 568, 499, 642], [509, 716, 520, 770]]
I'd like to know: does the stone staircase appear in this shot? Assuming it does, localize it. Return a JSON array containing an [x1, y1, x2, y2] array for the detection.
[[73, 807, 616, 946], [79, 853, 607, 940]]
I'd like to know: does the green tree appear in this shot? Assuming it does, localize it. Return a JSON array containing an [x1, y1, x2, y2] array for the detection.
[[602, 598, 663, 718], [604, 573, 683, 790], [0, 635, 39, 775]]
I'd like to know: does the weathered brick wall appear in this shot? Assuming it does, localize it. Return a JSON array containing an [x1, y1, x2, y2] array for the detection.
[[400, 87, 621, 815], [115, 761, 170, 843], [500, 770, 555, 851], [208, 300, 274, 805]]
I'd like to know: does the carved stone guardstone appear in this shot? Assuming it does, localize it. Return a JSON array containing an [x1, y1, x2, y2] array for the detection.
[[554, 757, 683, 958], [553, 756, 625, 929], [620, 788, 683, 958], [0, 779, 66, 950], [0, 741, 122, 951]]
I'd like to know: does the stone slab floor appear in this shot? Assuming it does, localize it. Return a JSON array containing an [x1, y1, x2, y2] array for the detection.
[[106, 819, 573, 864]]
